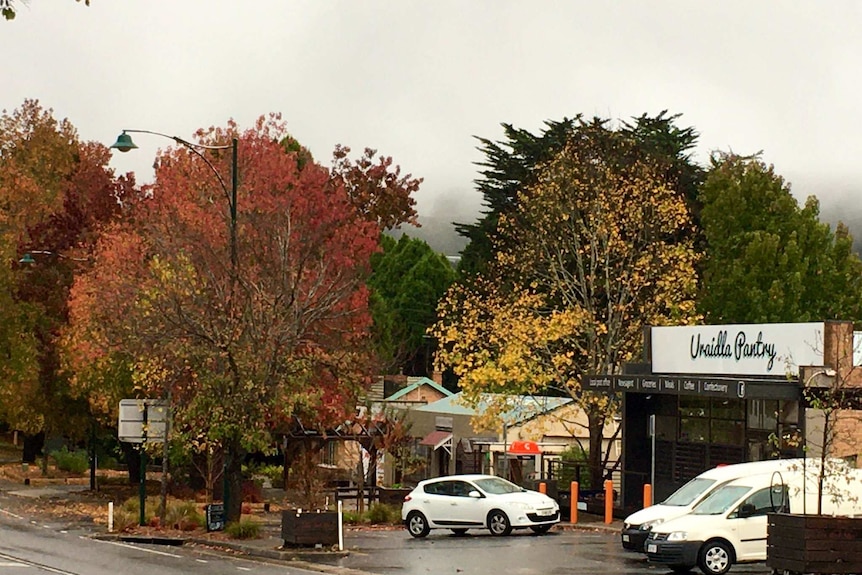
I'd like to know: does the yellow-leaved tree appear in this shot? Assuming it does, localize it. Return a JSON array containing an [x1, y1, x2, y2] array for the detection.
[[433, 120, 700, 487]]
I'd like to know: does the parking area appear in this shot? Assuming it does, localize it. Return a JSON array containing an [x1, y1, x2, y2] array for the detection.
[[326, 527, 777, 575]]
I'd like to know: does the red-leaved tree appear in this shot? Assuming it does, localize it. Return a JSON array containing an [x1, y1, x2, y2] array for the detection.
[[64, 114, 398, 521]]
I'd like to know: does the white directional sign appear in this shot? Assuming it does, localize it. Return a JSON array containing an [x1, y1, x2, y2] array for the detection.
[[118, 399, 168, 443]]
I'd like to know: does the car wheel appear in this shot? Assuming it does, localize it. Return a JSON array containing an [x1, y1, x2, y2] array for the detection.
[[698, 540, 733, 575], [530, 525, 552, 535], [406, 511, 430, 538], [487, 510, 512, 536], [450, 528, 468, 536]]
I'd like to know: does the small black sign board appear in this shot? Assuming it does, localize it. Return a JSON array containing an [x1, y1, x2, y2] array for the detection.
[[205, 503, 225, 532]]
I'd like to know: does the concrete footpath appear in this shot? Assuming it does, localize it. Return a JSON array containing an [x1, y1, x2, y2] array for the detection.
[[0, 477, 623, 571]]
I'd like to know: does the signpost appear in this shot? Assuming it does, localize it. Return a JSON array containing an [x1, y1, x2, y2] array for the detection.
[[118, 399, 169, 526]]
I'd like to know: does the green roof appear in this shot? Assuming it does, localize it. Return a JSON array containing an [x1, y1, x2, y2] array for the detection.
[[415, 392, 572, 424], [384, 377, 454, 401]]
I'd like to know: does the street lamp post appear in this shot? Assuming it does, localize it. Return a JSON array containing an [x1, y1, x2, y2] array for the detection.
[[110, 128, 239, 520]]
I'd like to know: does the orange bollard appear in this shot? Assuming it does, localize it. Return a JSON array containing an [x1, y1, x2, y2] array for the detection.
[[570, 481, 578, 524], [604, 479, 613, 524], [538, 482, 547, 494], [643, 483, 653, 508]]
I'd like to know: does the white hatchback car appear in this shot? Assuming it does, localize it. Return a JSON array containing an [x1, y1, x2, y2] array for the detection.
[[401, 474, 560, 538]]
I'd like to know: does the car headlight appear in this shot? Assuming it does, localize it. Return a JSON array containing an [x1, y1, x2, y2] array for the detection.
[[640, 518, 664, 531], [667, 531, 688, 541]]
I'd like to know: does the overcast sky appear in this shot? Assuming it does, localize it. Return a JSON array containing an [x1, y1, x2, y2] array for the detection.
[[5, 1, 862, 228]]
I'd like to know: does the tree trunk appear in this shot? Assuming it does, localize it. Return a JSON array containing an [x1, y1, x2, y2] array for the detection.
[[587, 407, 605, 489], [224, 437, 245, 523]]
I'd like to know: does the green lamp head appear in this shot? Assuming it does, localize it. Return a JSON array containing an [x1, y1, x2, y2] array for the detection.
[[18, 253, 36, 264], [110, 132, 138, 153]]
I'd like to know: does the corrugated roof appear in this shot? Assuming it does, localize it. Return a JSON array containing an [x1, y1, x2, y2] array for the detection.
[[384, 377, 453, 401], [414, 392, 572, 425]]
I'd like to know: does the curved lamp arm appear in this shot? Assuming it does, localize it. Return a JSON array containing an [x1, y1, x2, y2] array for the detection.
[[19, 250, 89, 264], [111, 129, 236, 208]]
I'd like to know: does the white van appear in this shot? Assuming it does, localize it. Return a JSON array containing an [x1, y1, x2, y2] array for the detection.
[[621, 459, 802, 551], [644, 460, 862, 575]]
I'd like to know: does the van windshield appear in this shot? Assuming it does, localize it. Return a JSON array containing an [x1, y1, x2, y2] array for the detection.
[[692, 485, 752, 515], [662, 478, 716, 506]]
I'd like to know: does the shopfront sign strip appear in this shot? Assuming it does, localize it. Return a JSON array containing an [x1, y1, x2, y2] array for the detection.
[[583, 374, 800, 400]]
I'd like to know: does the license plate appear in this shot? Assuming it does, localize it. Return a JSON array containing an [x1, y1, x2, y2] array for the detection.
[[622, 534, 630, 542], [647, 544, 657, 554], [537, 509, 553, 516]]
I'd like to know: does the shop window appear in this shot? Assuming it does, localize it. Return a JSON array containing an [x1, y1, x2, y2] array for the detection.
[[679, 396, 709, 418], [747, 399, 778, 431], [712, 419, 744, 446], [712, 398, 744, 420], [680, 417, 709, 443]]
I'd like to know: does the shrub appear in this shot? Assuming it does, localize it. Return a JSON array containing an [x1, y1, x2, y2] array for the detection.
[[166, 500, 204, 531], [365, 503, 400, 525], [225, 517, 260, 539], [341, 509, 364, 524], [111, 507, 138, 533], [51, 447, 88, 474], [556, 445, 592, 489]]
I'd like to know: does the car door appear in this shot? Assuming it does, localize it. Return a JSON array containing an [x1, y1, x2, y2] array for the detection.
[[731, 485, 786, 561], [446, 480, 484, 526], [420, 480, 456, 525]]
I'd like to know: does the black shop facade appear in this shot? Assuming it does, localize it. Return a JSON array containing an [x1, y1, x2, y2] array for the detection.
[[585, 321, 851, 510]]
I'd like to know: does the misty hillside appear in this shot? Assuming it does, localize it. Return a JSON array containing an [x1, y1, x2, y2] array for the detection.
[[388, 214, 471, 257], [390, 197, 862, 261]]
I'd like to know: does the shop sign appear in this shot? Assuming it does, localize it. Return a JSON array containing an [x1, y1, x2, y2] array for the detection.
[[651, 322, 824, 376], [582, 374, 801, 400]]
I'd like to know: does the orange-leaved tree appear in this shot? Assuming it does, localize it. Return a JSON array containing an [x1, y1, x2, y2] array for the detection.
[[64, 114, 393, 521], [0, 99, 130, 466]]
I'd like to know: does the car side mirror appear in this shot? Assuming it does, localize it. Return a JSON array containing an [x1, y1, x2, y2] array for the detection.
[[468, 490, 482, 498], [738, 503, 756, 518]]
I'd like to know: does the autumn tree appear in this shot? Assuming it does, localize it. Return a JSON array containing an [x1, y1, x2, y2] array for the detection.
[[434, 121, 700, 486], [698, 153, 862, 323], [369, 234, 456, 376], [0, 99, 128, 464], [65, 115, 419, 521]]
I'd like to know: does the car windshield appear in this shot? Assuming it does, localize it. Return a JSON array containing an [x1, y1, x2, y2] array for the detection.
[[692, 485, 752, 515], [662, 478, 717, 506], [473, 477, 524, 494]]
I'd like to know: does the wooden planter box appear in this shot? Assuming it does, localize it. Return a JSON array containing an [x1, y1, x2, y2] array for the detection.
[[767, 512, 862, 574], [281, 510, 338, 547]]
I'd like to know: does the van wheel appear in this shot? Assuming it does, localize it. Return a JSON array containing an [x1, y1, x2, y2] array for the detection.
[[698, 540, 733, 575]]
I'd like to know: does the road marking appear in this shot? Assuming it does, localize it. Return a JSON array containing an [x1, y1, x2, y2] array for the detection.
[[236, 568, 252, 572], [0, 508, 24, 519], [92, 539, 182, 558], [0, 551, 75, 574], [196, 559, 209, 563], [0, 561, 27, 567]]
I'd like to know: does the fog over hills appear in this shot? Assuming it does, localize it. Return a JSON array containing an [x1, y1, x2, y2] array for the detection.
[[394, 186, 862, 260]]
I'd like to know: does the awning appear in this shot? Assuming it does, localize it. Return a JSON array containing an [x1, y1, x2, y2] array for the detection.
[[507, 440, 542, 455], [420, 430, 453, 453]]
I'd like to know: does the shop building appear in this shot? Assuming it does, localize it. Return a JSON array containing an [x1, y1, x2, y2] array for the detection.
[[585, 320, 862, 510]]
